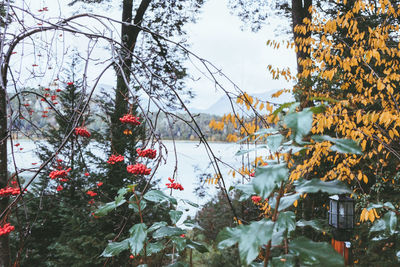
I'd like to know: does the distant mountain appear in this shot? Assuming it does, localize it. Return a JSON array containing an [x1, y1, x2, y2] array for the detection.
[[189, 90, 294, 116]]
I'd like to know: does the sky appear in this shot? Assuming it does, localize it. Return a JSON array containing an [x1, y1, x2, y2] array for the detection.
[[13, 0, 297, 109]]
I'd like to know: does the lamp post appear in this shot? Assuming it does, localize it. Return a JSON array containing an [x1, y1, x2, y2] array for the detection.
[[329, 195, 354, 265]]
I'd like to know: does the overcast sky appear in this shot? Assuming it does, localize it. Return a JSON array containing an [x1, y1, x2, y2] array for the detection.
[[16, 0, 297, 109]]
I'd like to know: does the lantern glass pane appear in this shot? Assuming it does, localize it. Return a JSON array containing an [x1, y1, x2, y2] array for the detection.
[[338, 201, 345, 228], [330, 199, 338, 227]]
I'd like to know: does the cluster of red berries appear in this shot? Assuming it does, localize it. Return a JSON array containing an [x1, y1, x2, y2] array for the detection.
[[0, 223, 15, 237], [119, 114, 141, 125], [49, 168, 71, 179], [107, 154, 124, 164], [136, 148, 157, 159], [251, 196, 262, 203], [87, 190, 97, 197], [56, 185, 63, 192], [0, 186, 23, 197], [127, 164, 151, 175], [74, 127, 91, 137], [166, 178, 184, 191]]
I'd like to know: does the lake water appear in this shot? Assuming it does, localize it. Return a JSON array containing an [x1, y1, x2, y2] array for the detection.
[[7, 140, 258, 220]]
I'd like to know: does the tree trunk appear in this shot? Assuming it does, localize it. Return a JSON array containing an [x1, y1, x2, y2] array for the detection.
[[291, 0, 312, 107], [111, 0, 151, 155], [0, 85, 10, 266]]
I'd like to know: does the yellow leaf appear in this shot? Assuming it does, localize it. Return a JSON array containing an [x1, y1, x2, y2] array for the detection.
[[363, 174, 368, 184], [293, 200, 298, 207]]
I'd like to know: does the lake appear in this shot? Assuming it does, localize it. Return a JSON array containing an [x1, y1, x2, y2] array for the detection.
[[7, 140, 259, 220]]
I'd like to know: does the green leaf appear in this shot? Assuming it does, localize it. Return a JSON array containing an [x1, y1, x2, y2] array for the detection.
[[295, 179, 351, 194], [101, 239, 129, 257], [128, 223, 147, 255], [296, 219, 328, 233], [310, 104, 327, 114], [270, 192, 301, 211], [273, 102, 297, 116], [216, 226, 242, 249], [183, 219, 204, 230], [235, 184, 256, 201], [144, 190, 177, 205], [95, 200, 126, 217], [146, 241, 164, 256], [185, 239, 209, 253], [384, 211, 397, 235], [153, 226, 185, 239], [384, 202, 396, 210], [181, 199, 199, 208], [275, 211, 296, 234], [217, 219, 274, 265], [166, 262, 189, 267], [115, 187, 128, 204], [252, 164, 288, 199], [169, 210, 183, 225], [129, 200, 147, 213], [284, 109, 313, 143], [271, 255, 296, 267], [289, 237, 345, 267], [370, 219, 386, 233], [312, 135, 362, 154], [172, 236, 186, 252], [148, 221, 167, 233], [267, 134, 284, 152]]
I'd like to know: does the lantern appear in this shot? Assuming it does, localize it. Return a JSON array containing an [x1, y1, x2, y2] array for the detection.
[[329, 195, 354, 241]]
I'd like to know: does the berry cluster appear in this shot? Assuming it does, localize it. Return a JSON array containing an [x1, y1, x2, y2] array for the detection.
[[127, 164, 151, 175], [0, 186, 22, 197], [87, 190, 97, 197], [74, 127, 91, 137], [0, 223, 15, 237], [166, 178, 184, 191], [251, 196, 262, 203], [56, 185, 63, 192], [136, 148, 157, 159], [49, 168, 71, 179], [107, 154, 124, 164], [119, 114, 141, 125]]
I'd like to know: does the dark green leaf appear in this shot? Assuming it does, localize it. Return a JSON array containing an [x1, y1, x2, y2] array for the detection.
[[181, 199, 199, 208], [128, 223, 147, 255], [95, 200, 126, 217], [295, 179, 351, 194], [153, 226, 185, 239], [235, 184, 256, 201], [146, 241, 164, 256], [144, 190, 177, 205], [284, 109, 313, 143], [279, 193, 301, 211], [217, 219, 274, 265], [216, 227, 242, 249], [311, 135, 362, 154], [115, 187, 128, 204], [148, 222, 167, 233], [289, 237, 344, 267], [172, 236, 186, 252], [183, 219, 204, 230], [310, 104, 327, 114], [101, 239, 129, 257], [267, 134, 284, 152], [271, 255, 296, 267], [186, 239, 209, 253], [252, 164, 288, 199], [370, 219, 386, 233], [296, 219, 328, 233], [384, 211, 397, 235], [129, 200, 147, 213], [166, 262, 189, 267], [275, 211, 295, 234], [169, 210, 183, 225]]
